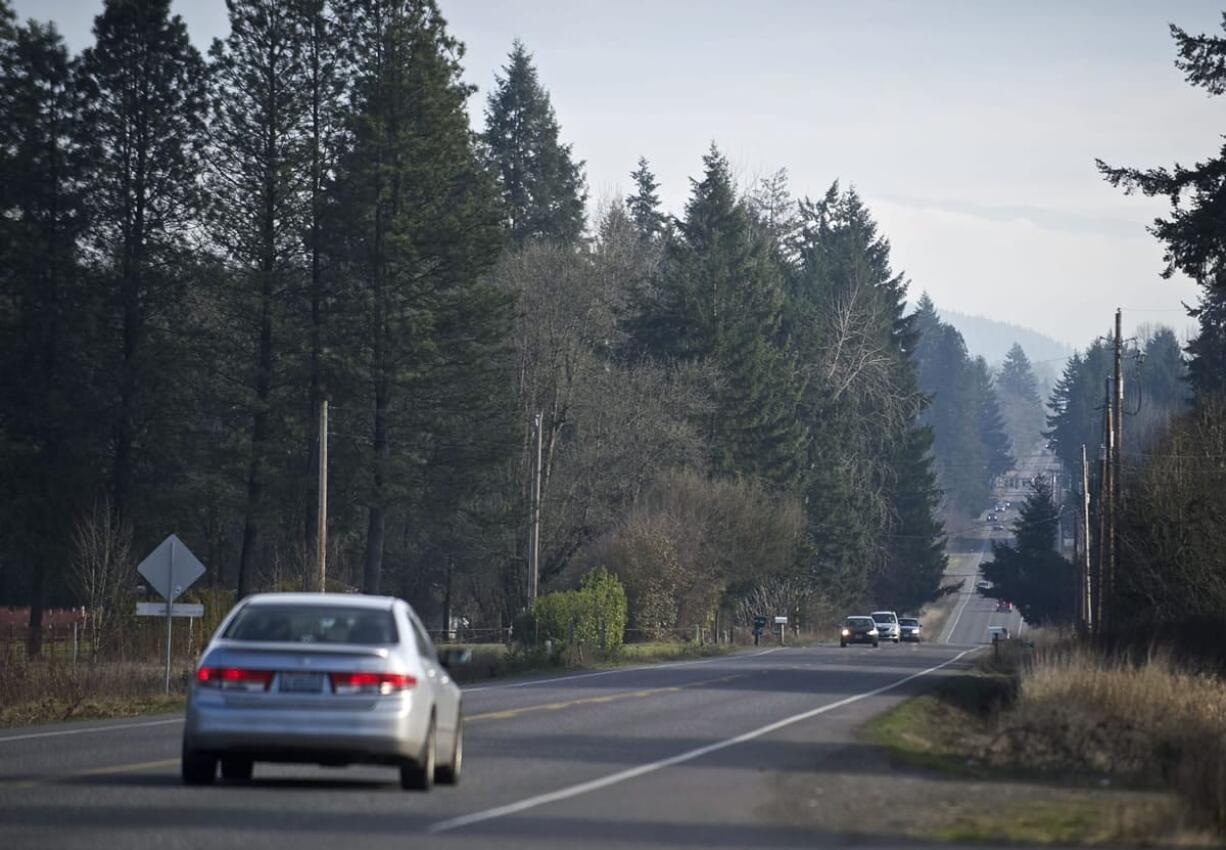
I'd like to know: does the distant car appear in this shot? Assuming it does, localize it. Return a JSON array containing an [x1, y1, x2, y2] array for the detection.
[[996, 599, 1013, 612], [987, 625, 1010, 641], [870, 610, 901, 643], [975, 580, 991, 593], [898, 617, 921, 642], [992, 524, 1006, 531], [182, 593, 468, 791], [840, 616, 879, 647]]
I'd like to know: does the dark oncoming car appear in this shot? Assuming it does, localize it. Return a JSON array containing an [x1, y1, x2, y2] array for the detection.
[[183, 593, 467, 791], [840, 616, 879, 647]]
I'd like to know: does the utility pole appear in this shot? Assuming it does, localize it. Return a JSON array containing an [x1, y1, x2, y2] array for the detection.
[[528, 412, 543, 604], [1081, 443, 1092, 635], [317, 399, 328, 593], [1103, 380, 1113, 632], [1103, 377, 1115, 635], [1111, 309, 1124, 629]]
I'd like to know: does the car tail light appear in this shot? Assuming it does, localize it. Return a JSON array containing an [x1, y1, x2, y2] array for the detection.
[[196, 666, 273, 691], [328, 672, 416, 695]]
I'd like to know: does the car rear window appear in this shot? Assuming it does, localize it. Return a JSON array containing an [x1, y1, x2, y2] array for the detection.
[[223, 605, 398, 645]]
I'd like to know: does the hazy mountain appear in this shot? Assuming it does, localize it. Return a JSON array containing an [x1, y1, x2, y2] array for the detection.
[[926, 306, 1073, 401]]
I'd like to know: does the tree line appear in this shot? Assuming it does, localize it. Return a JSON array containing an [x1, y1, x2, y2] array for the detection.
[[1, 0, 1009, 651]]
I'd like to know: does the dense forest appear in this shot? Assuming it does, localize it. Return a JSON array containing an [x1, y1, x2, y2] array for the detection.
[[0, 0, 1077, 647]]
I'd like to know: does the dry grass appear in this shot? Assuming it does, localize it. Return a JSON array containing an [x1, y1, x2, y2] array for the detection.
[[0, 644, 186, 727], [993, 643, 1226, 833]]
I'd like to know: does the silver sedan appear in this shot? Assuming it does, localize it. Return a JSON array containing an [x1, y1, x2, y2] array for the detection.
[[182, 593, 466, 791]]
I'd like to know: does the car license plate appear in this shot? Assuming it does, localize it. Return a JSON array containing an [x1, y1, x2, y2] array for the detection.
[[279, 672, 325, 693]]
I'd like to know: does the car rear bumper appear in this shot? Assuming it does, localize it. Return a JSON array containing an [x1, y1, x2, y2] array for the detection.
[[184, 690, 427, 764]]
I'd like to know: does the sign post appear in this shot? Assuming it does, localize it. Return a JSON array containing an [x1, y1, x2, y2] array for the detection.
[[137, 534, 206, 694], [774, 615, 788, 646]]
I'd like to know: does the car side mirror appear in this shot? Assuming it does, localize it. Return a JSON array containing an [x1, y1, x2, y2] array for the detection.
[[438, 647, 472, 669]]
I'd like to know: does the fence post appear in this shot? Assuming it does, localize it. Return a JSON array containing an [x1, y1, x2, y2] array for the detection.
[[73, 621, 79, 665]]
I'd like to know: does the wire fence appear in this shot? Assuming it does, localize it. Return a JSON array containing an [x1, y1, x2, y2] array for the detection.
[[1, 618, 207, 665]]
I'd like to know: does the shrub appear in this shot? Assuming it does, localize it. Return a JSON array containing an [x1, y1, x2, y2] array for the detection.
[[992, 645, 1226, 832], [518, 567, 627, 659]]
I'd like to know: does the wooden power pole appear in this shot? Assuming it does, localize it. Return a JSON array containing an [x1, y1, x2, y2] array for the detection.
[[1111, 308, 1124, 628], [317, 399, 328, 593], [528, 412, 543, 604], [1081, 443, 1092, 634]]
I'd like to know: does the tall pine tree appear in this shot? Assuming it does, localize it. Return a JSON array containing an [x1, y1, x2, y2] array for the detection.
[[626, 155, 664, 239], [483, 39, 586, 246], [206, 0, 314, 597], [330, 0, 508, 594], [76, 0, 207, 522], [0, 17, 91, 652]]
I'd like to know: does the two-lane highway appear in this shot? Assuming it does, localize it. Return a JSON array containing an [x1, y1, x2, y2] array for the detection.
[[0, 643, 976, 849]]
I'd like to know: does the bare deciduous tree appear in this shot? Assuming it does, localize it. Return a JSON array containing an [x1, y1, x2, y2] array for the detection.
[[69, 499, 134, 660]]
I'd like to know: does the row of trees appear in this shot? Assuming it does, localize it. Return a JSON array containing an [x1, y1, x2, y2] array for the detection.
[[0, 0, 953, 649], [912, 295, 1014, 515]]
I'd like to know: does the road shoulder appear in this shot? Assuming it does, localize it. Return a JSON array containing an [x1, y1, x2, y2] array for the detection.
[[767, 662, 1212, 846]]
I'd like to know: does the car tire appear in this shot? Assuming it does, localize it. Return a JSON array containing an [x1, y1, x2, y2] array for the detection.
[[840, 641, 847, 648], [221, 756, 253, 782], [872, 640, 879, 648], [181, 745, 217, 786], [435, 715, 463, 785], [400, 715, 436, 792]]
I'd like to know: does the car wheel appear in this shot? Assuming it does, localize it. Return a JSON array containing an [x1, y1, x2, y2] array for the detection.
[[872, 640, 879, 648], [181, 744, 217, 786], [400, 715, 436, 791], [435, 715, 463, 785], [220, 756, 253, 782], [893, 637, 900, 644], [840, 641, 847, 648]]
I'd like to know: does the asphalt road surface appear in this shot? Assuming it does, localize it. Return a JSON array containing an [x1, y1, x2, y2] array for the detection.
[[0, 643, 980, 849]]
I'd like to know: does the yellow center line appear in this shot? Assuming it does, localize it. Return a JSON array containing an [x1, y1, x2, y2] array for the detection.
[[467, 671, 758, 723], [1, 757, 180, 791]]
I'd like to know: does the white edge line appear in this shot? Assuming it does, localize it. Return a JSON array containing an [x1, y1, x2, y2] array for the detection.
[[0, 717, 183, 744], [427, 647, 974, 834], [462, 648, 781, 693]]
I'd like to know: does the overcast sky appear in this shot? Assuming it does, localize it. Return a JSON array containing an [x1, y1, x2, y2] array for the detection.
[[12, 0, 1220, 346]]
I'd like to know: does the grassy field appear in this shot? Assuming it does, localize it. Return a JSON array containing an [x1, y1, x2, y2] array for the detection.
[[861, 641, 1226, 845]]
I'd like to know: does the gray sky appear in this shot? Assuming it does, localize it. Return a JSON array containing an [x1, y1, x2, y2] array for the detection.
[[13, 0, 1219, 346]]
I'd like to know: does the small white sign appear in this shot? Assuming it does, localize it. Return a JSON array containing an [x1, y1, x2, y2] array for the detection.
[[773, 616, 788, 624], [136, 602, 204, 618]]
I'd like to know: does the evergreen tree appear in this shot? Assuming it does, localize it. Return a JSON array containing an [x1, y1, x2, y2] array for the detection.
[[206, 0, 314, 597], [626, 155, 664, 239], [911, 295, 1011, 515], [982, 477, 1076, 626], [970, 356, 1014, 479], [789, 184, 941, 606], [76, 0, 207, 520], [996, 342, 1045, 454], [878, 424, 947, 611], [330, 0, 509, 594], [638, 145, 804, 486], [1098, 19, 1226, 400], [0, 17, 91, 652], [483, 39, 586, 246]]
